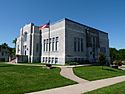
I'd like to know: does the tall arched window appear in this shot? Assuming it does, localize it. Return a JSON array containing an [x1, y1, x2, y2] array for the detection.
[[55, 37, 59, 51], [24, 32, 27, 41]]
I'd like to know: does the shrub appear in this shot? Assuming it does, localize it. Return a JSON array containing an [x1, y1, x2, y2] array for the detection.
[[66, 62, 78, 65], [98, 53, 106, 66], [46, 64, 52, 68]]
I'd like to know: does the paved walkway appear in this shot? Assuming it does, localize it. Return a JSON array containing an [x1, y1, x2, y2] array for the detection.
[[6, 62, 44, 67], [6, 63, 125, 94], [26, 65, 125, 94], [27, 75, 125, 94], [60, 66, 89, 84]]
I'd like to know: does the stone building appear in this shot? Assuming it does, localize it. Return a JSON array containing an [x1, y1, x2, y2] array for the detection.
[[16, 23, 41, 63], [16, 18, 110, 65], [0, 45, 10, 62]]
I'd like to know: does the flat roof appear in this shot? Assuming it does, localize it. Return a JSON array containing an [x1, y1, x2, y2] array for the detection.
[[51, 18, 108, 34]]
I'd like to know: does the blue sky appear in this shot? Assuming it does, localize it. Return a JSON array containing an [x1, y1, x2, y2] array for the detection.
[[0, 0, 125, 49]]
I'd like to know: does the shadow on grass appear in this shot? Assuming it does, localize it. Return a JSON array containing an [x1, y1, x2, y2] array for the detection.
[[50, 67, 56, 69], [42, 66, 57, 69], [102, 66, 124, 73], [103, 68, 117, 72], [0, 64, 13, 67]]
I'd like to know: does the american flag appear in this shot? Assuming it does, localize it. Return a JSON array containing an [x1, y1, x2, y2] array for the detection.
[[39, 22, 50, 30]]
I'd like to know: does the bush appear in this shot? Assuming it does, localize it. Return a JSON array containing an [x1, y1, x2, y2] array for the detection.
[[46, 64, 52, 68], [113, 60, 122, 66], [98, 53, 106, 66], [66, 62, 78, 65]]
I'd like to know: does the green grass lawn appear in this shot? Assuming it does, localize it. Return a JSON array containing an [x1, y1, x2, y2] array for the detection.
[[85, 81, 125, 94], [73, 66, 125, 81], [0, 64, 76, 94]]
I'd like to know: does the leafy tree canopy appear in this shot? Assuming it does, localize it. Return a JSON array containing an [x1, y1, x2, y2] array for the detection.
[[110, 48, 125, 62]]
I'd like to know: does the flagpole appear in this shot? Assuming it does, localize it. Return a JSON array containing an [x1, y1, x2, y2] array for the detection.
[[48, 20, 50, 64], [40, 29, 42, 62]]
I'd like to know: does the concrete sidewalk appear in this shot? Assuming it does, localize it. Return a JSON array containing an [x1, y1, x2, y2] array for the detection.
[[6, 63, 125, 94], [27, 75, 125, 94], [60, 67, 89, 84], [6, 62, 45, 67]]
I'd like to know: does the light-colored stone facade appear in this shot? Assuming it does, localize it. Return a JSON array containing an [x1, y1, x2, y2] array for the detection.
[[16, 23, 41, 63], [65, 19, 110, 63], [16, 18, 110, 65]]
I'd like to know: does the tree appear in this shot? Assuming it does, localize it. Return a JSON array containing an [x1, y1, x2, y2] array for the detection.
[[1, 43, 9, 48], [1, 43, 12, 55], [110, 48, 118, 63], [9, 48, 16, 55], [12, 38, 17, 55], [98, 53, 106, 69], [12, 38, 17, 48], [110, 48, 125, 64], [118, 49, 125, 61]]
